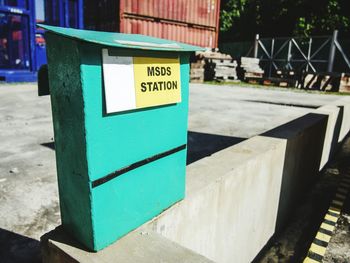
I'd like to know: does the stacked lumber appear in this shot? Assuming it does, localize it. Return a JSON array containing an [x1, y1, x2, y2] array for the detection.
[[239, 57, 264, 81], [190, 60, 205, 83], [190, 51, 238, 82], [214, 59, 238, 82], [260, 69, 297, 88], [339, 73, 350, 93]]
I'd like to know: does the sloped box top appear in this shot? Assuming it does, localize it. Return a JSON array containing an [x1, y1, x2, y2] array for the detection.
[[38, 24, 205, 52]]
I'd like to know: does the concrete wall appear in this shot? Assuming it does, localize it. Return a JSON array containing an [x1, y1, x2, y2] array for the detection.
[[146, 98, 350, 262], [148, 136, 287, 263]]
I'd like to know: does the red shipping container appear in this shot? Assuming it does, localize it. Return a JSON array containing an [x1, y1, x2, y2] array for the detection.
[[120, 0, 219, 28], [84, 0, 220, 48], [120, 17, 217, 48]]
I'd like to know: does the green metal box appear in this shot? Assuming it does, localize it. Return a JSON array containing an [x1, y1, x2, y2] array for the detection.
[[40, 25, 202, 251]]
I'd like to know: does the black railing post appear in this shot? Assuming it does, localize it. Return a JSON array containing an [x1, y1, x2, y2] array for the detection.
[[269, 38, 275, 77], [307, 38, 312, 72], [287, 39, 292, 70], [253, 34, 259, 58], [327, 30, 338, 72]]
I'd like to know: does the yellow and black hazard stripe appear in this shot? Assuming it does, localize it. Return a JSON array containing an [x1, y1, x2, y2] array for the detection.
[[303, 173, 350, 263]]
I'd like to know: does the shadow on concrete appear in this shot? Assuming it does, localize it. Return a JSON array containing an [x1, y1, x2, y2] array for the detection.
[[253, 113, 328, 262], [0, 228, 41, 263], [187, 131, 246, 165], [41, 142, 55, 150], [41, 226, 92, 259], [243, 99, 319, 109], [331, 105, 344, 155], [41, 132, 246, 166], [262, 113, 328, 232]]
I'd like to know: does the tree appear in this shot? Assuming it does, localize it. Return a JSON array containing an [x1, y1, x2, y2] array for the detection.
[[220, 0, 350, 42]]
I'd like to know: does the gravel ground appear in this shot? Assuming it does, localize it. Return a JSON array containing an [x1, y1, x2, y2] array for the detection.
[[324, 213, 350, 262], [323, 142, 350, 263]]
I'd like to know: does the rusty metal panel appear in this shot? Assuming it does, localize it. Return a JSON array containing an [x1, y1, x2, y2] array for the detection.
[[120, 17, 217, 48], [120, 0, 220, 28]]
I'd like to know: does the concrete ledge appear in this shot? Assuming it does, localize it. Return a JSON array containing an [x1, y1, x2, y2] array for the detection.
[[148, 136, 286, 263], [41, 226, 214, 263]]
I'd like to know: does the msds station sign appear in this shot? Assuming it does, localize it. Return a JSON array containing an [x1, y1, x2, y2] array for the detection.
[[102, 49, 181, 113]]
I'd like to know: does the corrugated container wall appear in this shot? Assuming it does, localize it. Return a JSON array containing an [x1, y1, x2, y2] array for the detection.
[[120, 0, 218, 28], [84, 0, 220, 48], [120, 18, 217, 48]]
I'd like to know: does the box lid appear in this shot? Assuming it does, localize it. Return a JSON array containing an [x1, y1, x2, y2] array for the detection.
[[38, 24, 205, 52]]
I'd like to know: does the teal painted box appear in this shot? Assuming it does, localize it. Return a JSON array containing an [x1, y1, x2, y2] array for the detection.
[[40, 25, 203, 251]]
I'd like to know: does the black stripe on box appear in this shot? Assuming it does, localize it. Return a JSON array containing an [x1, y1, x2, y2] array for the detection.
[[92, 144, 187, 188]]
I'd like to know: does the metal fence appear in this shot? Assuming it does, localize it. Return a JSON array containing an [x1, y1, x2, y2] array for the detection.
[[220, 31, 350, 77]]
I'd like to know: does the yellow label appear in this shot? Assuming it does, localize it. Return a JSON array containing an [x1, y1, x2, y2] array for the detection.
[[133, 57, 181, 108]]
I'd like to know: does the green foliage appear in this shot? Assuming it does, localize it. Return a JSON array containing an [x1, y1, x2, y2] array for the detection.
[[220, 0, 350, 41], [220, 0, 247, 31], [294, 17, 314, 37]]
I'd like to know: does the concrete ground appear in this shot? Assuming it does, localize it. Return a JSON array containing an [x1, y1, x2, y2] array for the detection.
[[0, 82, 345, 262], [188, 83, 339, 163], [188, 83, 340, 138]]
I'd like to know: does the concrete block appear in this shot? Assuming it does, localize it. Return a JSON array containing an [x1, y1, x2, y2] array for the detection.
[[313, 105, 340, 170], [148, 136, 286, 263], [262, 113, 328, 231], [41, 226, 214, 263]]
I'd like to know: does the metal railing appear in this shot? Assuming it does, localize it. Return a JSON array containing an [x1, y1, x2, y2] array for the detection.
[[253, 31, 350, 77]]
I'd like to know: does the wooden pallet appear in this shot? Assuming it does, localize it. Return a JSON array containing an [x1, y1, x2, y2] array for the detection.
[[190, 51, 238, 82], [264, 77, 297, 88], [239, 57, 264, 82], [190, 77, 204, 83], [339, 73, 350, 93], [214, 76, 239, 82]]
